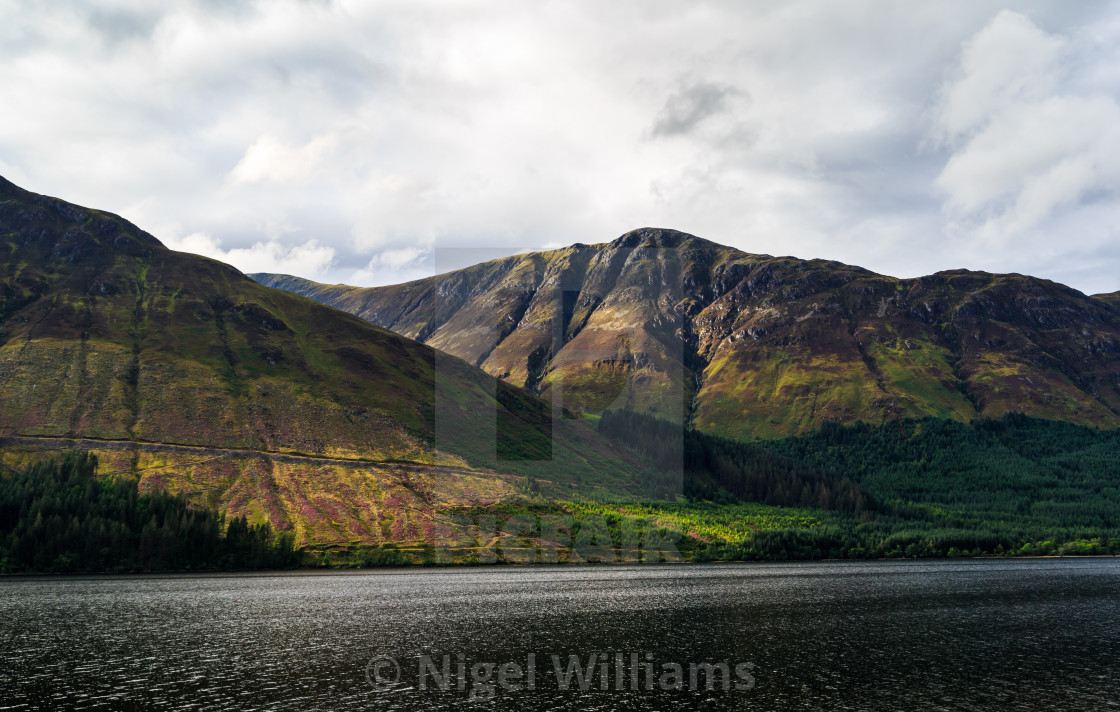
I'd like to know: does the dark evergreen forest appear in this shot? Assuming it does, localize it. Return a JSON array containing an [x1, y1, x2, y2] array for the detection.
[[0, 453, 299, 573]]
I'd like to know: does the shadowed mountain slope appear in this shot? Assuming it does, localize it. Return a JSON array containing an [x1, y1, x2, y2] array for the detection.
[[255, 228, 1120, 440]]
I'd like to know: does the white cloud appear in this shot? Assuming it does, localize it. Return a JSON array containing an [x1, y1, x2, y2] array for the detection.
[[230, 133, 339, 184], [348, 246, 432, 286], [162, 231, 336, 278], [370, 247, 428, 271], [934, 10, 1067, 141], [933, 10, 1120, 250]]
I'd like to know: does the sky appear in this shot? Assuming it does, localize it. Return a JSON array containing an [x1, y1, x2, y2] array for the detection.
[[1, 1, 1119, 295]]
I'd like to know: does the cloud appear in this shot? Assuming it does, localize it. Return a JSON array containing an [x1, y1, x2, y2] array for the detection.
[[1, 1, 1118, 294], [933, 10, 1067, 141], [932, 10, 1120, 247], [348, 246, 435, 286], [162, 231, 336, 278], [369, 246, 428, 272], [650, 81, 741, 138], [229, 133, 339, 184]]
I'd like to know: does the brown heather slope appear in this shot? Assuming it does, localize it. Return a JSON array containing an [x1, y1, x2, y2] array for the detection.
[[0, 176, 640, 546], [254, 228, 1120, 440]]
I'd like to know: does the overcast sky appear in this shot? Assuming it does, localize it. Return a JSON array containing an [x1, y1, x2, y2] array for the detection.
[[2, 1, 1119, 294]]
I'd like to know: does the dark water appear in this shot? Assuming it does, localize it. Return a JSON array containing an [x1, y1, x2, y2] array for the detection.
[[1, 559, 1118, 711]]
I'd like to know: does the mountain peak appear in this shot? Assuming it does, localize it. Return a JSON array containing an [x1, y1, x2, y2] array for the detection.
[[609, 227, 716, 251], [0, 177, 165, 268], [0, 174, 25, 197]]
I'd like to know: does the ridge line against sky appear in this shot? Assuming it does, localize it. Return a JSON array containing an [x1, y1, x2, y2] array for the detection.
[[1, 1, 1118, 294]]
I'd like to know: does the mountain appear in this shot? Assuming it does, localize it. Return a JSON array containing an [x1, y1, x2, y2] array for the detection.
[[4, 179, 1118, 566], [1096, 291, 1120, 310], [254, 228, 1120, 440], [0, 176, 640, 546]]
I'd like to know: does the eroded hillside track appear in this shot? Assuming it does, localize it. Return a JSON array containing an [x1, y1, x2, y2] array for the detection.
[[0, 434, 494, 477]]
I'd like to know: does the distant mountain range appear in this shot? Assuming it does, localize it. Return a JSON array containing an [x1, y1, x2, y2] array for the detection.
[[0, 176, 638, 546], [254, 228, 1120, 440]]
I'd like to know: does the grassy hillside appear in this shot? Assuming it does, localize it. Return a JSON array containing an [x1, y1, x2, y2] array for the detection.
[[0, 176, 641, 546], [311, 413, 1120, 565], [3, 415, 1117, 567], [1096, 291, 1120, 309]]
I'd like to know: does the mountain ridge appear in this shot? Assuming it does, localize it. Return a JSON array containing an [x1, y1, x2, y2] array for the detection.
[[254, 227, 1120, 440]]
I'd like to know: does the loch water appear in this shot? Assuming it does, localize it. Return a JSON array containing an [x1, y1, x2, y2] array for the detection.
[[1, 558, 1118, 710]]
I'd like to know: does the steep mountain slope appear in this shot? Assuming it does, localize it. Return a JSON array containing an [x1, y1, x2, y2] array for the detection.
[[0, 176, 638, 545], [255, 228, 1120, 440]]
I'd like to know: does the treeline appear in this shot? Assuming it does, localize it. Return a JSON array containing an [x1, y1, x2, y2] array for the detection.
[[686, 527, 1119, 563], [759, 413, 1120, 530], [0, 453, 300, 573], [598, 409, 873, 513]]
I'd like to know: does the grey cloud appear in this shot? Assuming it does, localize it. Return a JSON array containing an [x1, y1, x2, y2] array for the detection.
[[85, 9, 161, 45], [650, 82, 741, 138]]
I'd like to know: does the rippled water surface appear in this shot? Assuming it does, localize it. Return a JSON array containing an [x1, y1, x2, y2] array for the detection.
[[1, 559, 1118, 710]]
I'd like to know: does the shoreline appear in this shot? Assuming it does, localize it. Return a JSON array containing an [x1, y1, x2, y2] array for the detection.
[[3, 553, 1118, 579]]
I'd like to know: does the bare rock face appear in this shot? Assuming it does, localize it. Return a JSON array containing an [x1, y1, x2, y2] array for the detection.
[[255, 228, 1120, 440]]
